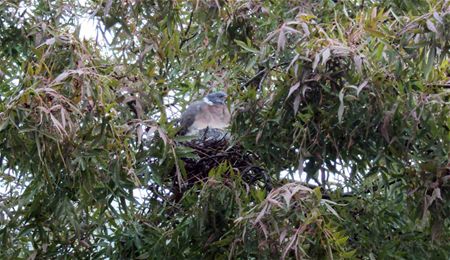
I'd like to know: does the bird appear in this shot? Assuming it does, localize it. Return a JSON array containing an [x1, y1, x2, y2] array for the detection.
[[178, 91, 231, 136]]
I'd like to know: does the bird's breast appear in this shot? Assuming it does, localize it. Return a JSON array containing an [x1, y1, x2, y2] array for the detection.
[[190, 104, 230, 131]]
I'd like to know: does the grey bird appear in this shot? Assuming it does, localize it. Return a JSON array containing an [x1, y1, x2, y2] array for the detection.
[[179, 91, 231, 136]]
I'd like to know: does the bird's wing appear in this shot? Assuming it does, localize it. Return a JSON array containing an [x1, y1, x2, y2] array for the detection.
[[178, 101, 205, 135]]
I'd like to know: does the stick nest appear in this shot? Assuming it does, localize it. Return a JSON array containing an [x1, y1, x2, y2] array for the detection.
[[171, 128, 271, 200]]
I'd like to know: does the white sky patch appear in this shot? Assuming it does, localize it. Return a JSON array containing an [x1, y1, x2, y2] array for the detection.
[[79, 17, 99, 40], [78, 16, 114, 47]]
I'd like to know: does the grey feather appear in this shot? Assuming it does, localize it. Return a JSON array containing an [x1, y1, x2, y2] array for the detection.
[[178, 101, 206, 135]]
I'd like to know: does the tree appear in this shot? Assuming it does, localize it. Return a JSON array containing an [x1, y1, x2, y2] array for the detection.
[[0, 0, 449, 258]]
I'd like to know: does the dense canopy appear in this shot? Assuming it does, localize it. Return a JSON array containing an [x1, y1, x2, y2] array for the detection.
[[0, 0, 449, 259]]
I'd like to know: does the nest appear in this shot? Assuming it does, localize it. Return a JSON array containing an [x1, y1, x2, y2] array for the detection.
[[171, 128, 271, 201]]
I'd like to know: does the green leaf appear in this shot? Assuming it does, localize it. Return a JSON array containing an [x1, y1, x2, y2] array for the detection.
[[423, 47, 435, 78], [234, 40, 259, 53], [313, 187, 322, 200], [0, 118, 9, 131], [338, 89, 345, 123]]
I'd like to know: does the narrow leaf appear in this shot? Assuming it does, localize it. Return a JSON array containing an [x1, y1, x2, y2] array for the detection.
[[322, 48, 331, 66], [301, 23, 310, 36], [277, 29, 286, 52], [426, 20, 437, 33], [53, 71, 70, 83], [287, 82, 300, 98], [338, 89, 345, 123], [433, 11, 443, 24], [357, 80, 369, 96], [312, 53, 320, 71], [293, 94, 301, 114], [353, 55, 362, 74], [234, 40, 259, 53]]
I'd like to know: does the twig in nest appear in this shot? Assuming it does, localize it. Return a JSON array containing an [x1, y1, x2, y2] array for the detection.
[[170, 129, 271, 201]]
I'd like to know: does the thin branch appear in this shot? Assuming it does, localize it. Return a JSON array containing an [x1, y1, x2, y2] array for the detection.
[[179, 11, 195, 49], [243, 62, 289, 88]]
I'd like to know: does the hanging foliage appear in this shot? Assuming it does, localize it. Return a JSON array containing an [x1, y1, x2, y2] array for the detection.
[[0, 0, 449, 258]]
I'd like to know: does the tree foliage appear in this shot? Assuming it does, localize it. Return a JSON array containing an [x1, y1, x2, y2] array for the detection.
[[0, 0, 449, 259]]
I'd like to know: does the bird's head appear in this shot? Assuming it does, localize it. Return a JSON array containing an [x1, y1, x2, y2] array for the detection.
[[204, 91, 227, 105]]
